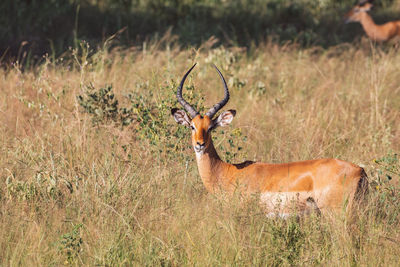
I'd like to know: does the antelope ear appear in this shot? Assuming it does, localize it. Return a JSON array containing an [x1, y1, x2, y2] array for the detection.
[[359, 2, 373, 11], [171, 108, 191, 127], [213, 110, 236, 128]]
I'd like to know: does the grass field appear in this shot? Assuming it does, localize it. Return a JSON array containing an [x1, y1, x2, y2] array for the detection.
[[0, 38, 400, 265]]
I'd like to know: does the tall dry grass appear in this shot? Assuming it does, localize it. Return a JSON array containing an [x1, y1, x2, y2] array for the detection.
[[0, 39, 399, 265]]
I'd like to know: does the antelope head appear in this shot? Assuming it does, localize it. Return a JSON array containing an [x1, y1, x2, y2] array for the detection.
[[171, 64, 236, 155], [344, 0, 374, 23]]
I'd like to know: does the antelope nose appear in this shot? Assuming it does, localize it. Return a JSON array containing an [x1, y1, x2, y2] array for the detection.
[[194, 141, 205, 153], [197, 142, 205, 147]]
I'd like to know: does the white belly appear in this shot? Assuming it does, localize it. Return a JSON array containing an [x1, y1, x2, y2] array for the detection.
[[260, 191, 320, 218]]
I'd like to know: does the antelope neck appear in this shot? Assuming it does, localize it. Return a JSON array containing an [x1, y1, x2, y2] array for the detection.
[[359, 12, 385, 41], [195, 137, 231, 192]]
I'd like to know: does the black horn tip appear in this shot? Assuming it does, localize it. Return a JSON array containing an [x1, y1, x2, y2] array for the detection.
[[188, 62, 197, 72], [176, 64, 199, 117], [178, 63, 198, 90], [213, 64, 221, 72], [213, 64, 228, 84]]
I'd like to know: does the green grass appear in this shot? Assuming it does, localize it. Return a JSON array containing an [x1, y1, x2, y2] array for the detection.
[[0, 39, 399, 265]]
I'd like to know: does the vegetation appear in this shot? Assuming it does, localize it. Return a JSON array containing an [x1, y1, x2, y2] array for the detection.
[[1, 0, 400, 265], [0, 36, 399, 265], [2, 0, 400, 62]]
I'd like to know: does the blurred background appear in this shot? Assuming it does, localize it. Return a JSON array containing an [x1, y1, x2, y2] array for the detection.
[[2, 0, 400, 62]]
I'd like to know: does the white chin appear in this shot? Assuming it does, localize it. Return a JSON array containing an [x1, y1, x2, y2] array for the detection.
[[195, 149, 204, 155]]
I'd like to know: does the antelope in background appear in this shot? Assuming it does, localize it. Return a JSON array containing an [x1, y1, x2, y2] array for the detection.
[[344, 0, 400, 42], [171, 64, 368, 217]]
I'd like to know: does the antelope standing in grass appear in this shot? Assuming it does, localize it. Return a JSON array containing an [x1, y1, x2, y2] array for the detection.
[[344, 0, 400, 42], [171, 64, 368, 217]]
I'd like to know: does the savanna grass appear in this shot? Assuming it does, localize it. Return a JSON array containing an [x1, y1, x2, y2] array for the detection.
[[0, 39, 399, 265]]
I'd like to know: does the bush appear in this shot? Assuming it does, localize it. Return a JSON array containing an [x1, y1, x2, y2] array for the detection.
[[77, 84, 134, 127]]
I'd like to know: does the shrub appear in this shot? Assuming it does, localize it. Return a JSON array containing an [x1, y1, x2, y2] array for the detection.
[[58, 223, 84, 265], [77, 84, 134, 127]]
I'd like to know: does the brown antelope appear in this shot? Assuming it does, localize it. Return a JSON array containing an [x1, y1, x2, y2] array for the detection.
[[344, 0, 400, 42], [171, 64, 368, 217]]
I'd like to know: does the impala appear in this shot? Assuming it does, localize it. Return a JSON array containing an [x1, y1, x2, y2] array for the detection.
[[344, 0, 400, 42], [171, 64, 368, 216]]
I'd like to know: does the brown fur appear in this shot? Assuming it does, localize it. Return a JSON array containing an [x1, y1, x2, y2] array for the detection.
[[189, 114, 367, 214], [172, 64, 368, 216], [344, 3, 400, 42]]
